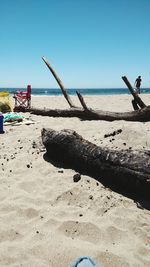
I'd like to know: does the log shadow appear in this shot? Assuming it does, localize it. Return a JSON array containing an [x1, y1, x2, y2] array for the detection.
[[43, 152, 150, 211]]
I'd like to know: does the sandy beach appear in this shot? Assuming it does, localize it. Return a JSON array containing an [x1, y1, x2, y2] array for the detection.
[[0, 94, 150, 267]]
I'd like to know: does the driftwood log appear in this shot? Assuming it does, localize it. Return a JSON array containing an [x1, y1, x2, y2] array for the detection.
[[30, 60, 150, 121], [42, 128, 150, 199], [30, 105, 150, 121]]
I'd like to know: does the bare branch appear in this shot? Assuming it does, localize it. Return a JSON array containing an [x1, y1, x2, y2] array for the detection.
[[122, 76, 146, 109], [76, 90, 88, 110], [42, 56, 76, 108]]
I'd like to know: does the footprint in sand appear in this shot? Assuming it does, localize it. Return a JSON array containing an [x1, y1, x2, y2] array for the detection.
[[17, 207, 39, 219], [19, 181, 39, 193], [0, 229, 23, 242], [58, 220, 104, 244]]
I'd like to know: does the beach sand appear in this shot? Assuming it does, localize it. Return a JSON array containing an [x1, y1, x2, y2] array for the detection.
[[0, 94, 150, 267]]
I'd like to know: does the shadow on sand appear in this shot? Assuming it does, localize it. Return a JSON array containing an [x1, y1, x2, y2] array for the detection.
[[43, 152, 150, 211]]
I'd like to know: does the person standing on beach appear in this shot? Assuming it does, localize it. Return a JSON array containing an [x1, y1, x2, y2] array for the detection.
[[134, 75, 142, 94]]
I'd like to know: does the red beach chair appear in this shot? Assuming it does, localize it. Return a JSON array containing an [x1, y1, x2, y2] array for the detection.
[[13, 85, 31, 112]]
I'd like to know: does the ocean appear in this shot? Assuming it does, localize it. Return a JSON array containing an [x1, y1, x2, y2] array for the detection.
[[0, 88, 150, 96]]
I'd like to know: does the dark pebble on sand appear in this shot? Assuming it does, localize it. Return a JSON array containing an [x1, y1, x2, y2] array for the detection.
[[58, 169, 64, 173], [32, 141, 37, 148], [73, 173, 81, 182]]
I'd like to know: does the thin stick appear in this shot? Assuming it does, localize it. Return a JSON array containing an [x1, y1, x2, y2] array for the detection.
[[42, 56, 76, 108], [122, 76, 146, 109], [76, 91, 88, 110]]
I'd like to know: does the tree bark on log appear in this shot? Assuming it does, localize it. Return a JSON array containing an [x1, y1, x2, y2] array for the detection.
[[42, 128, 150, 199], [30, 105, 150, 121]]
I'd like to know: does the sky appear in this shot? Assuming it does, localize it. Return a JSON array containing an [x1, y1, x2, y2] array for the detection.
[[0, 0, 150, 88]]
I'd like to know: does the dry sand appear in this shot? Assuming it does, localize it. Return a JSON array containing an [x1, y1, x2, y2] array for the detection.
[[0, 94, 150, 267]]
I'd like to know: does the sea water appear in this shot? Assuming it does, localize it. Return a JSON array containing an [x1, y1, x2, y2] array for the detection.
[[0, 88, 150, 96]]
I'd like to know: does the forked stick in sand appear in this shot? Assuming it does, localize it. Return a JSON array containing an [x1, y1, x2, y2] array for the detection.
[[42, 128, 150, 199]]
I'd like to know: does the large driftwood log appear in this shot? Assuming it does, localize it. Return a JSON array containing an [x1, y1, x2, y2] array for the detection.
[[30, 105, 150, 121], [29, 69, 149, 121], [42, 128, 150, 199]]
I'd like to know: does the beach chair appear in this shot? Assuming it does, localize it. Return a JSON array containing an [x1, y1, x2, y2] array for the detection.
[[13, 85, 31, 112]]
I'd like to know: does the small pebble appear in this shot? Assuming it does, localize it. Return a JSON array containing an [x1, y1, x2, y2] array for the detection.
[[58, 169, 64, 173], [73, 173, 81, 182]]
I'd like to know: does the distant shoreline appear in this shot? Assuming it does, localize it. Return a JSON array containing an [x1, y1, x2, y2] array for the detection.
[[1, 88, 150, 96]]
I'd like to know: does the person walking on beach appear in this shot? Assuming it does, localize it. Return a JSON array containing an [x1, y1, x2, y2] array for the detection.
[[134, 75, 142, 94]]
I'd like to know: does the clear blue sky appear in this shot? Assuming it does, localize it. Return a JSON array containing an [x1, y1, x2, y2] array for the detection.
[[0, 0, 150, 88]]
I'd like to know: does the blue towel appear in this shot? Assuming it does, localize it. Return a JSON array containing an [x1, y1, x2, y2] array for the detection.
[[69, 256, 101, 267]]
